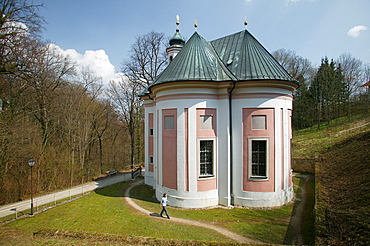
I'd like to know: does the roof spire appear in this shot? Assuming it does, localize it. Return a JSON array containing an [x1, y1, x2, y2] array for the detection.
[[176, 15, 180, 31], [194, 19, 198, 31]]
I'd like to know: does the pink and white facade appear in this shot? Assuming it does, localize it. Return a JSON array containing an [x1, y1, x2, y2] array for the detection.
[[140, 28, 298, 208]]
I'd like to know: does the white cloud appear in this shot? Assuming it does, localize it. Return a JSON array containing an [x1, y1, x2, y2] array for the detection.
[[49, 44, 119, 86], [347, 25, 368, 38]]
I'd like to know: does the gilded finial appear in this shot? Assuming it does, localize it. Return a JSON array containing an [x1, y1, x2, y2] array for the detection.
[[176, 15, 180, 27], [194, 19, 198, 31], [244, 17, 248, 29]]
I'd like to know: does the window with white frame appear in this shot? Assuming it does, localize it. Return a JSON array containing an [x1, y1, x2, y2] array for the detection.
[[199, 140, 214, 177], [149, 156, 154, 164], [249, 138, 269, 179]]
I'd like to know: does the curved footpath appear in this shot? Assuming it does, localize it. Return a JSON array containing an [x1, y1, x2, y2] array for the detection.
[[124, 179, 260, 244]]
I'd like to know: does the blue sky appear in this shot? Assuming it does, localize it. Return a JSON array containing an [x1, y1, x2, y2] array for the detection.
[[35, 0, 370, 83]]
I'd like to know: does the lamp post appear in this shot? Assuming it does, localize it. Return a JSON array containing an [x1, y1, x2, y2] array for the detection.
[[28, 158, 35, 215]]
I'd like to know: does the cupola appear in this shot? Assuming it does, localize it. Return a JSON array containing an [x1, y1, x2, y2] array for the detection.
[[166, 15, 186, 62]]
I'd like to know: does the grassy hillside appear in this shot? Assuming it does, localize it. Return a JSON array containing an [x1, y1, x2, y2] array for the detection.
[[293, 114, 370, 159], [293, 114, 370, 245]]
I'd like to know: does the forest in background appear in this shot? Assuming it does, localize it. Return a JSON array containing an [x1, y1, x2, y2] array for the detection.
[[0, 1, 146, 204], [1, 0, 369, 205]]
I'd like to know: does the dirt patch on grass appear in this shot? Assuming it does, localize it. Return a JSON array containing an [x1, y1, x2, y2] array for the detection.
[[0, 227, 33, 245], [33, 228, 254, 245]]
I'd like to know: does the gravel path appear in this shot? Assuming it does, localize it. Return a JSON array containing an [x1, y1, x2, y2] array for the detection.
[[124, 179, 260, 244]]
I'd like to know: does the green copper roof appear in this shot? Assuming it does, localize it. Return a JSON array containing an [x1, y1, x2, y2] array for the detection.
[[150, 32, 236, 86], [141, 29, 298, 96], [169, 29, 186, 46], [211, 30, 296, 82]]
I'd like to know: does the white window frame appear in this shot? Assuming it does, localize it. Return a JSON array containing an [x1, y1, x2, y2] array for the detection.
[[149, 156, 154, 164], [197, 138, 216, 179], [248, 137, 270, 180]]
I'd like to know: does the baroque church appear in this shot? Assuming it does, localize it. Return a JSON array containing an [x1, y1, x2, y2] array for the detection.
[[139, 20, 299, 208]]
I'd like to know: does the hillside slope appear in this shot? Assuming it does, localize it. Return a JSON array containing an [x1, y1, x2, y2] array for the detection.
[[315, 127, 370, 244], [293, 114, 370, 159]]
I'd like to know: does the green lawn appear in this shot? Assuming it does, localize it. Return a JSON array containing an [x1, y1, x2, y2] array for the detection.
[[3, 181, 233, 243], [1, 175, 306, 245], [131, 183, 293, 243]]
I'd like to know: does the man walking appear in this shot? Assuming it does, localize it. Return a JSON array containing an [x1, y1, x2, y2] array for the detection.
[[160, 193, 170, 219]]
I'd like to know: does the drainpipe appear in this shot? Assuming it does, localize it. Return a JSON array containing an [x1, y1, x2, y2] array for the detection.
[[228, 81, 236, 206]]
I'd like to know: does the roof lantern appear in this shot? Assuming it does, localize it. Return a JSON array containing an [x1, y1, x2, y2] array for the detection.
[[169, 30, 185, 46], [169, 15, 185, 46]]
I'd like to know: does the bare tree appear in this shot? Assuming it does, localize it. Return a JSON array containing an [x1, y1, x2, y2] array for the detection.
[[0, 0, 44, 35], [272, 48, 316, 129], [272, 48, 315, 85], [113, 31, 168, 168], [336, 53, 363, 96], [19, 42, 74, 146], [364, 63, 370, 82], [122, 31, 168, 90], [0, 0, 45, 73], [107, 75, 142, 169]]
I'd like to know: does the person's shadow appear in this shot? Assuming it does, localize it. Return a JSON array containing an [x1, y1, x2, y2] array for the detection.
[[150, 212, 161, 217]]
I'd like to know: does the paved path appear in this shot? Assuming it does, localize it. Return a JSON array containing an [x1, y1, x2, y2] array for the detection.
[[0, 172, 132, 218], [124, 179, 260, 244]]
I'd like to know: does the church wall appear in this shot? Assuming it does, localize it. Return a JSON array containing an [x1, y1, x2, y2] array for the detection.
[[153, 95, 222, 208], [144, 83, 294, 208], [242, 108, 275, 192], [148, 113, 154, 172], [144, 104, 156, 188], [217, 98, 232, 207], [162, 109, 178, 190], [231, 86, 294, 207], [196, 108, 217, 192]]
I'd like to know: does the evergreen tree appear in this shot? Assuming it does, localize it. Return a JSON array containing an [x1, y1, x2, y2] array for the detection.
[[309, 57, 346, 128]]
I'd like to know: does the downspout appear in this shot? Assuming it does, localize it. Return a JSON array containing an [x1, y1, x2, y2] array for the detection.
[[228, 81, 236, 206]]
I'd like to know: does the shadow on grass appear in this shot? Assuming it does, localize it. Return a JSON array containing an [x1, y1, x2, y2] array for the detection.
[[283, 174, 315, 246], [94, 181, 130, 198], [150, 212, 162, 218], [94, 177, 158, 206], [129, 180, 159, 206]]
